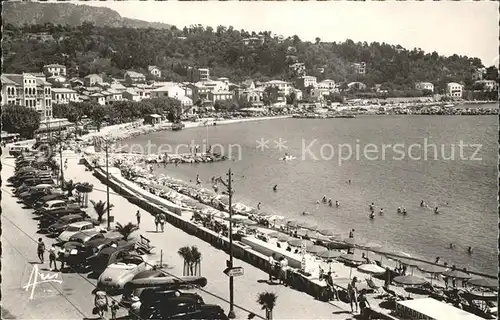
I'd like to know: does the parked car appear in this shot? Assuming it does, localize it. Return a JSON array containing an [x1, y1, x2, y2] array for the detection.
[[47, 214, 87, 236], [37, 199, 79, 214], [68, 230, 105, 245], [140, 297, 224, 320], [33, 193, 68, 209], [89, 247, 131, 275], [38, 208, 86, 231], [121, 276, 208, 307], [19, 184, 54, 201], [97, 254, 149, 293], [57, 221, 100, 242]]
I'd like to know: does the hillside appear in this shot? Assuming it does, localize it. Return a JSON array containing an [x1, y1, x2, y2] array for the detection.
[[2, 22, 496, 92], [2, 2, 172, 29]]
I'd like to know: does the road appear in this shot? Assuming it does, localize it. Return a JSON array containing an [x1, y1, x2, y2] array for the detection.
[[2, 152, 353, 320]]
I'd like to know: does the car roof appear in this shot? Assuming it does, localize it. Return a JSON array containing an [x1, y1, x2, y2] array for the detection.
[[70, 230, 103, 240], [61, 214, 83, 221], [68, 221, 94, 227], [45, 200, 66, 205]]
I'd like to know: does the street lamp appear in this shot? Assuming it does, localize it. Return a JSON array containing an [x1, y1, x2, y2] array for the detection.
[[104, 138, 111, 230], [221, 168, 236, 319]]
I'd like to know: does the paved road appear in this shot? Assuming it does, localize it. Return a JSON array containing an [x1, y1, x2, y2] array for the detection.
[[2, 153, 353, 320]]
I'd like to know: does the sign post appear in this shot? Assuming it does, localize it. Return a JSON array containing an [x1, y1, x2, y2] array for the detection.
[[224, 266, 244, 277]]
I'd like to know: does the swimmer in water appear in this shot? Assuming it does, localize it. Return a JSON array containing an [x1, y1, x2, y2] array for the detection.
[[302, 211, 307, 216], [322, 196, 327, 203], [397, 207, 401, 214], [449, 243, 454, 249], [257, 202, 262, 210], [369, 212, 375, 219], [467, 247, 473, 254], [434, 207, 439, 214], [335, 200, 339, 208], [348, 180, 351, 184], [328, 199, 333, 206], [273, 185, 278, 192], [369, 203, 375, 213], [420, 200, 425, 207], [402, 208, 407, 215], [379, 208, 384, 215]]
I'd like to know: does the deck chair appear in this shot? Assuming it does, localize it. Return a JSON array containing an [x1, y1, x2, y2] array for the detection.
[[366, 278, 381, 293], [382, 286, 403, 301]]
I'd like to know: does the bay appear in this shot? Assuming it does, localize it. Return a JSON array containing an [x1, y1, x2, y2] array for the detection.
[[120, 113, 498, 275]]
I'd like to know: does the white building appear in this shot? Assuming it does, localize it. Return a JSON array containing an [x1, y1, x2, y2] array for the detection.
[[415, 82, 434, 92], [1, 73, 53, 121], [318, 79, 336, 90], [51, 88, 79, 104], [148, 66, 162, 78], [474, 80, 497, 91], [151, 84, 188, 99], [262, 80, 292, 95], [43, 64, 67, 77], [446, 82, 463, 98], [89, 93, 105, 105], [295, 76, 317, 90]]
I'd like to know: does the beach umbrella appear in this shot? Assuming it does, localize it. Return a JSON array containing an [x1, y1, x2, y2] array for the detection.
[[343, 238, 366, 248], [361, 242, 383, 251], [318, 250, 342, 260], [298, 221, 318, 230], [462, 290, 498, 302], [393, 275, 427, 286], [286, 220, 299, 228], [238, 218, 257, 226], [398, 258, 419, 267], [218, 195, 230, 205], [358, 264, 386, 277], [339, 253, 366, 264], [268, 232, 290, 242], [288, 239, 313, 247], [230, 214, 247, 221], [296, 229, 310, 237], [416, 264, 447, 274], [305, 245, 327, 254], [318, 229, 336, 237], [468, 278, 498, 290], [443, 269, 472, 280], [312, 233, 331, 242], [327, 241, 352, 250]]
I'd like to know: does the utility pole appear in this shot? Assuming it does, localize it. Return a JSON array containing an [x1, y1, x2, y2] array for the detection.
[[220, 169, 236, 319], [104, 137, 111, 230]]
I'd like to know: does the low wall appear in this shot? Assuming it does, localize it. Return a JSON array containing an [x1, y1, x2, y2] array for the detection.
[[86, 160, 334, 304], [241, 237, 303, 269]]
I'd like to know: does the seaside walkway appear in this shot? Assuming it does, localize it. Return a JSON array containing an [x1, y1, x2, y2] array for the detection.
[[61, 152, 353, 319]]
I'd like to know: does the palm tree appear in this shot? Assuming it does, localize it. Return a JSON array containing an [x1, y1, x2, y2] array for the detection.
[[178, 246, 202, 276], [115, 222, 139, 241], [90, 199, 114, 223], [257, 292, 277, 320]]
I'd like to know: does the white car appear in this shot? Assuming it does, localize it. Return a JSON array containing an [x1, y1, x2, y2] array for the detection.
[[41, 200, 68, 211], [57, 221, 99, 242]]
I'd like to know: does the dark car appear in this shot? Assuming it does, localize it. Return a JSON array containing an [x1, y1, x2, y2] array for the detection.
[[38, 208, 86, 231], [47, 214, 87, 236], [13, 175, 52, 188], [20, 187, 54, 204], [88, 247, 132, 275], [68, 230, 105, 245], [33, 193, 68, 209], [141, 297, 226, 320]]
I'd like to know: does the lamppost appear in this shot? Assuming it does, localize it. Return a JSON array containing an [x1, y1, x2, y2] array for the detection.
[[103, 137, 111, 230], [221, 168, 236, 319]]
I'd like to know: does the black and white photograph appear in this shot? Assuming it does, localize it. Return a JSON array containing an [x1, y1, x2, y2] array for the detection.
[[1, 1, 498, 320]]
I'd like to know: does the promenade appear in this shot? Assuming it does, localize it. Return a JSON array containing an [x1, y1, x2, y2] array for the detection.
[[57, 152, 353, 319]]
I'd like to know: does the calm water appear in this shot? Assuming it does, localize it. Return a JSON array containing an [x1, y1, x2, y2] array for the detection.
[[121, 113, 498, 275]]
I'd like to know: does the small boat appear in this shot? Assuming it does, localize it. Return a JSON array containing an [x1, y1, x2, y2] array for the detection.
[[334, 115, 356, 118]]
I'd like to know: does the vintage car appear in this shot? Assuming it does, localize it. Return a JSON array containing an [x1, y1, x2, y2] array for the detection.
[[57, 221, 100, 242], [19, 185, 55, 202], [89, 247, 131, 275], [47, 214, 87, 236], [97, 254, 149, 293], [68, 230, 105, 245], [35, 199, 80, 215], [38, 209, 87, 231], [33, 193, 68, 209], [140, 296, 227, 320], [121, 276, 208, 307]]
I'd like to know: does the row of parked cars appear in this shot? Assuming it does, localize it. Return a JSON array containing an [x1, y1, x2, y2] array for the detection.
[[9, 152, 229, 319]]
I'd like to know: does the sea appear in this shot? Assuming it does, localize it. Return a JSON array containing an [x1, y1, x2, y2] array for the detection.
[[120, 104, 498, 276]]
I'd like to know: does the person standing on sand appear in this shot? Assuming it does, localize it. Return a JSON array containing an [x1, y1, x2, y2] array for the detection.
[[154, 215, 160, 232], [268, 254, 276, 283], [348, 277, 359, 314], [136, 210, 141, 226], [37, 238, 45, 264], [159, 212, 166, 232]]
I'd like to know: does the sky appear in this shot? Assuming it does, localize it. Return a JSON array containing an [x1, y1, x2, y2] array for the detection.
[[82, 1, 498, 66]]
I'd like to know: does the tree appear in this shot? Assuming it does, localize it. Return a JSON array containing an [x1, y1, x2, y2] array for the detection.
[[89, 104, 109, 132], [90, 199, 114, 223], [1, 104, 40, 138], [115, 222, 139, 241], [178, 246, 202, 276], [52, 103, 84, 123], [315, 37, 321, 45], [257, 292, 277, 320]]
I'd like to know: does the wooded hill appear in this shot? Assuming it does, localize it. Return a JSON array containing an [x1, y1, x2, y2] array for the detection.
[[2, 22, 497, 92]]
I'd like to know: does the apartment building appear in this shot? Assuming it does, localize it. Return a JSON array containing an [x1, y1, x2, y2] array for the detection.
[[43, 64, 67, 77], [415, 82, 434, 92], [474, 80, 497, 91], [446, 82, 463, 98], [51, 88, 79, 104], [295, 76, 318, 90], [1, 73, 53, 121], [352, 62, 366, 74], [187, 67, 210, 83]]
